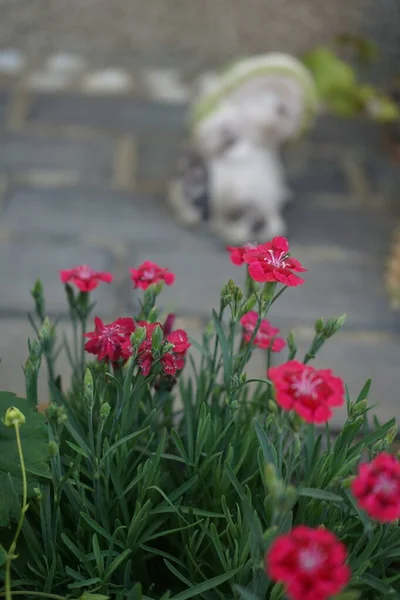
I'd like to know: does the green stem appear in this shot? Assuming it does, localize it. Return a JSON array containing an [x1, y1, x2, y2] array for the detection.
[[266, 347, 273, 401], [205, 308, 224, 402], [72, 320, 79, 373], [5, 425, 28, 600], [80, 317, 87, 380]]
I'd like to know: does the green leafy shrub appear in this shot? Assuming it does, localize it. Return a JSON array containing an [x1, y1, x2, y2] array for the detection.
[[1, 239, 400, 600]]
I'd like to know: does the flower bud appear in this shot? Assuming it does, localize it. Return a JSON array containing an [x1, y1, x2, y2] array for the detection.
[[162, 313, 175, 337], [131, 326, 147, 348], [384, 425, 398, 446], [162, 341, 175, 354], [100, 402, 111, 421], [220, 283, 232, 310], [314, 317, 325, 333], [203, 320, 214, 339], [262, 525, 278, 543], [48, 440, 59, 458], [324, 314, 346, 338], [24, 357, 36, 379], [84, 368, 94, 407], [282, 485, 298, 511], [31, 278, 46, 317], [349, 399, 368, 419], [341, 476, 355, 489], [38, 317, 53, 342], [31, 278, 44, 299], [264, 464, 284, 498], [3, 406, 26, 428], [234, 287, 243, 303], [268, 399, 278, 414], [371, 440, 385, 456], [33, 486, 42, 501], [56, 407, 68, 425], [28, 338, 43, 364], [151, 324, 164, 351], [265, 414, 275, 429]]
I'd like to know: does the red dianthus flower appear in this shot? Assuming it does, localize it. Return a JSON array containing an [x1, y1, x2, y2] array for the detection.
[[243, 236, 306, 286], [266, 525, 350, 600], [60, 264, 113, 292], [130, 261, 175, 290], [268, 360, 345, 423], [240, 311, 286, 352], [84, 317, 135, 362], [351, 452, 400, 523]]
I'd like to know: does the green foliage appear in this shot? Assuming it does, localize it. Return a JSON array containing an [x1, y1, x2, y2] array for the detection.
[[302, 38, 400, 122], [0, 391, 50, 526], [0, 264, 400, 600]]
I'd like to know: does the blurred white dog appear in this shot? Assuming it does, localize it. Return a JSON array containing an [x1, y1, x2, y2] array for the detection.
[[168, 54, 319, 245]]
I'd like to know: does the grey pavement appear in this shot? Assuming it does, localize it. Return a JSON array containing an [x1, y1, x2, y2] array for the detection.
[[0, 80, 400, 428]]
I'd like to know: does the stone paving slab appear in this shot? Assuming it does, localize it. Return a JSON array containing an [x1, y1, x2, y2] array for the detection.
[[0, 237, 118, 314], [363, 154, 400, 200], [0, 132, 116, 185], [269, 252, 396, 331], [285, 199, 394, 255], [136, 132, 184, 185], [308, 116, 383, 150], [130, 243, 246, 317], [0, 90, 9, 125], [1, 186, 188, 245], [28, 94, 186, 133], [287, 155, 349, 194]]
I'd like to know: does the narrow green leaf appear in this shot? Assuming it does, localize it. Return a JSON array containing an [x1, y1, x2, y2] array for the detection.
[[255, 420, 277, 466], [361, 573, 394, 594], [66, 441, 91, 459], [169, 567, 240, 600], [104, 548, 132, 580], [151, 505, 224, 518], [355, 379, 371, 403], [68, 577, 102, 589], [100, 427, 150, 464], [188, 336, 209, 358], [349, 418, 396, 458], [164, 559, 193, 588], [170, 429, 190, 466], [234, 586, 262, 600], [212, 309, 232, 389], [61, 533, 85, 560], [139, 544, 186, 568], [92, 533, 105, 578], [79, 512, 124, 548], [298, 488, 343, 502]]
